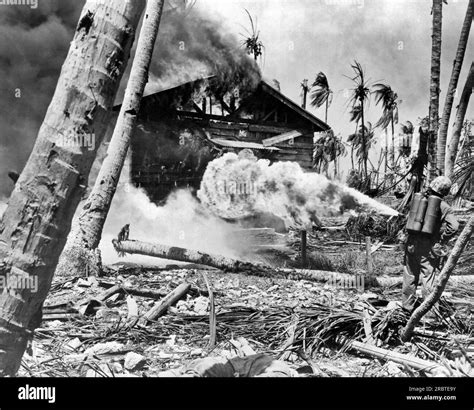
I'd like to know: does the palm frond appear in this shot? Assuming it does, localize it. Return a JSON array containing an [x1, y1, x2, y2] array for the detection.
[[244, 9, 256, 36], [312, 72, 330, 89], [313, 132, 346, 167], [348, 61, 371, 106], [373, 83, 399, 130], [452, 156, 473, 193], [347, 123, 375, 161], [349, 105, 362, 123], [310, 72, 332, 109], [401, 121, 414, 134], [241, 9, 264, 60], [311, 88, 330, 108], [375, 111, 392, 129]]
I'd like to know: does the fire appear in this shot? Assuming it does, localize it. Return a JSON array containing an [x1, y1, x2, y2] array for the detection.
[[98, 157, 245, 265], [198, 152, 398, 228]]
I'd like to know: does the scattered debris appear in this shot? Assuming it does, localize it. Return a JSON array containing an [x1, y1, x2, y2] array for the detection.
[[21, 220, 472, 378], [124, 352, 147, 371], [139, 282, 191, 325]]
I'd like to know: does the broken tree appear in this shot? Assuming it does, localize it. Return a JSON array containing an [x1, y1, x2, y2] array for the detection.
[[445, 61, 474, 178], [57, 0, 165, 280], [437, 0, 473, 175], [112, 238, 474, 287], [0, 0, 145, 376], [112, 239, 372, 285], [427, 0, 443, 182]]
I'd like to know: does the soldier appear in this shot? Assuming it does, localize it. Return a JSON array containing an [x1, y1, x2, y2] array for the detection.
[[402, 176, 459, 314], [117, 224, 130, 242]]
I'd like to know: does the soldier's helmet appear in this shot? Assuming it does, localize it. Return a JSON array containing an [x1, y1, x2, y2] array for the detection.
[[429, 176, 452, 197]]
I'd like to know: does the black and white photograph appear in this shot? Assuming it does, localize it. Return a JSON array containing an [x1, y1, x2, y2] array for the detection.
[[0, 0, 472, 408]]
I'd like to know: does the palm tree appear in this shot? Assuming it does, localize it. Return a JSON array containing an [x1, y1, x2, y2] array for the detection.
[[0, 0, 145, 376], [427, 0, 443, 183], [400, 120, 415, 157], [310, 72, 333, 123], [347, 122, 376, 173], [449, 120, 472, 202], [330, 134, 347, 178], [373, 83, 400, 175], [456, 121, 473, 201], [241, 9, 264, 63], [446, 61, 474, 177], [348, 104, 362, 168], [56, 0, 164, 280], [313, 132, 346, 177], [437, 0, 473, 175], [347, 61, 371, 180]]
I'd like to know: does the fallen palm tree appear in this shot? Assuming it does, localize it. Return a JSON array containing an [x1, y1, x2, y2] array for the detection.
[[112, 239, 258, 271], [371, 274, 474, 287], [112, 239, 474, 287], [112, 239, 373, 285]]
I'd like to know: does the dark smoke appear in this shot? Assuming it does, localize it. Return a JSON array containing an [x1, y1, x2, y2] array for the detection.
[[0, 0, 261, 200], [0, 0, 84, 199], [145, 4, 261, 98]]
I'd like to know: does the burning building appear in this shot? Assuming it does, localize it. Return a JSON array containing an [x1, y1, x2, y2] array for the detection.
[[114, 75, 331, 204]]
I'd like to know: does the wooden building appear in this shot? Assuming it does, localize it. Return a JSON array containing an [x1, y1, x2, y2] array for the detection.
[[117, 77, 331, 203]]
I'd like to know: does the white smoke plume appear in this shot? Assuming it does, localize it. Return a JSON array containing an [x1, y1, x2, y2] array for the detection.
[[198, 152, 398, 229], [99, 174, 244, 267]]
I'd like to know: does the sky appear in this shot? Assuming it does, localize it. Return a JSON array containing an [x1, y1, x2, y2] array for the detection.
[[0, 0, 473, 198], [199, 0, 474, 143]]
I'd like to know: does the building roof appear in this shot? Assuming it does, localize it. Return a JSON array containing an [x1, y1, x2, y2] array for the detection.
[[114, 75, 331, 132], [260, 80, 330, 131]]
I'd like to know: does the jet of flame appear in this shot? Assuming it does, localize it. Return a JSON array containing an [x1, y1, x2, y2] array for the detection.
[[197, 152, 398, 228]]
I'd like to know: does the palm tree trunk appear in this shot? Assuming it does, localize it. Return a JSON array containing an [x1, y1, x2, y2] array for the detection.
[[390, 118, 395, 167], [384, 129, 389, 181], [437, 0, 473, 175], [0, 0, 145, 376], [56, 0, 165, 280], [427, 0, 443, 183], [113, 239, 251, 271], [350, 145, 354, 169], [325, 98, 328, 123], [350, 120, 358, 170], [445, 61, 474, 178], [361, 99, 367, 180], [401, 216, 473, 342]]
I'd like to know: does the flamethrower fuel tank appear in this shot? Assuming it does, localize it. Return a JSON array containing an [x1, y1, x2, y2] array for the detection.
[[421, 195, 442, 235], [413, 196, 428, 232], [406, 193, 423, 233]]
